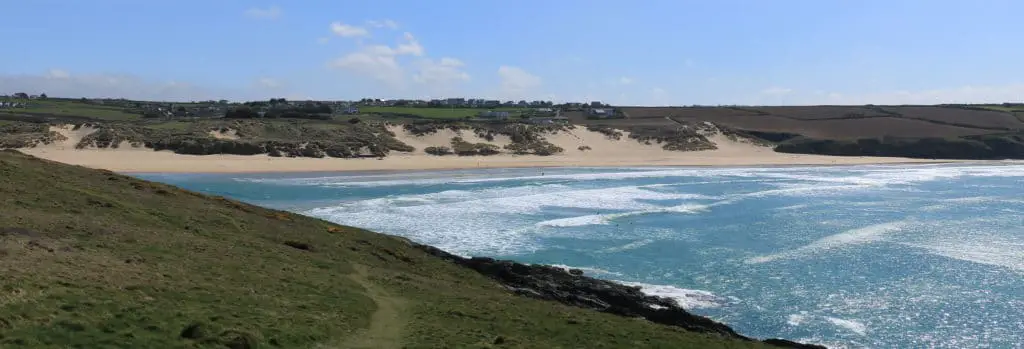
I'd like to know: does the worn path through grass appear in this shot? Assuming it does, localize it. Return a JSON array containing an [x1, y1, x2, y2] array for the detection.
[[341, 264, 408, 349]]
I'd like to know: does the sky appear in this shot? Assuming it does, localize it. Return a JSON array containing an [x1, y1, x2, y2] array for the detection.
[[2, 0, 1023, 105]]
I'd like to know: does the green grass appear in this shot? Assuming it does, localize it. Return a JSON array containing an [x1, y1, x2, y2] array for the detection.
[[972, 105, 1024, 113], [0, 150, 777, 349], [4, 100, 143, 120], [360, 106, 526, 119]]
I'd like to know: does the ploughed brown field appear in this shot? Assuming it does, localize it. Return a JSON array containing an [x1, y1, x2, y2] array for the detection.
[[619, 105, 1024, 139]]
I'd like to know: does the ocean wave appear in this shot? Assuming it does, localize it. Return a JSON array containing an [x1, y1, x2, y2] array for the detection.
[[787, 312, 809, 326], [306, 184, 713, 255], [614, 281, 728, 309], [597, 239, 656, 253], [904, 239, 1024, 273], [234, 163, 1024, 190], [535, 203, 711, 228], [824, 316, 868, 336], [745, 221, 907, 264]]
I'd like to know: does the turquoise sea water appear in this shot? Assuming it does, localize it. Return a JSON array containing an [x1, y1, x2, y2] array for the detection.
[[138, 163, 1024, 348]]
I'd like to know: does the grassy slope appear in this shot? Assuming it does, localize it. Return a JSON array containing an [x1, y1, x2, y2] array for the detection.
[[0, 150, 774, 349]]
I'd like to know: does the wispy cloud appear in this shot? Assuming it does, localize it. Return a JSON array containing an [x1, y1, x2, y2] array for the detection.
[[497, 66, 542, 99], [760, 86, 794, 96], [244, 6, 282, 20], [254, 78, 281, 89], [329, 32, 443, 88], [366, 19, 399, 30], [330, 22, 370, 38]]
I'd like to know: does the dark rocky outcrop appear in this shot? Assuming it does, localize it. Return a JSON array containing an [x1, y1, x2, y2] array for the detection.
[[414, 244, 826, 349]]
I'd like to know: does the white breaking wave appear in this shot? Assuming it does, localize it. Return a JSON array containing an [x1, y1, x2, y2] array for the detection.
[[787, 312, 868, 336], [306, 183, 713, 255], [824, 317, 868, 336], [236, 163, 1024, 189], [548, 264, 624, 277], [535, 203, 711, 228], [615, 281, 728, 309], [905, 239, 1024, 273], [787, 312, 809, 326], [745, 221, 907, 264], [598, 239, 656, 253]]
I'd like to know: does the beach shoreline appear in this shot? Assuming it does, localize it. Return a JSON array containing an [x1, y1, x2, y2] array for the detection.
[[15, 123, 972, 174], [17, 147, 968, 174]]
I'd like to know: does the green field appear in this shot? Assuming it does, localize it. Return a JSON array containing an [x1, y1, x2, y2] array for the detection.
[[971, 104, 1024, 113], [0, 150, 780, 348], [0, 99, 143, 120], [360, 106, 527, 119]]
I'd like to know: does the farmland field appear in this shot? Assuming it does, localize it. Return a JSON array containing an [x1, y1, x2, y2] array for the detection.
[[621, 105, 1019, 139], [621, 107, 762, 119], [359, 106, 527, 119], [748, 106, 889, 119], [0, 100, 143, 120], [883, 106, 1023, 130]]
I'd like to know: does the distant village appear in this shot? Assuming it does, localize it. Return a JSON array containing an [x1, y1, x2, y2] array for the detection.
[[0, 92, 623, 124]]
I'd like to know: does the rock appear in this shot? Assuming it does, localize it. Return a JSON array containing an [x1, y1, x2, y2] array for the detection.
[[763, 338, 828, 349], [413, 243, 824, 349]]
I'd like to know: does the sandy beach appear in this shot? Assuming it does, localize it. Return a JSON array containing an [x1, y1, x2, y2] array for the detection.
[[17, 124, 959, 173]]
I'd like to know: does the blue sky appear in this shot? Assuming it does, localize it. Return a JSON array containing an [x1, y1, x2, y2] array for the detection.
[[2, 0, 1023, 105]]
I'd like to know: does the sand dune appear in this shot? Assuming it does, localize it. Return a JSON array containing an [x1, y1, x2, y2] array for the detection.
[[18, 124, 958, 173]]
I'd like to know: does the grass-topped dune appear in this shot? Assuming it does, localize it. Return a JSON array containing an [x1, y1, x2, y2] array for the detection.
[[0, 150, 820, 348]]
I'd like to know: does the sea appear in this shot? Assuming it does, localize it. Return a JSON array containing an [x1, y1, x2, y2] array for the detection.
[[137, 163, 1024, 349]]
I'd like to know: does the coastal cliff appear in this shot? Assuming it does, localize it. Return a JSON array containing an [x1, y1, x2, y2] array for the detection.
[[0, 149, 818, 348], [417, 244, 825, 349]]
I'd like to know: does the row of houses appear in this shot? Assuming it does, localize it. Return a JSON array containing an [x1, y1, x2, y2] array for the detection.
[[354, 98, 563, 108], [476, 108, 572, 125], [0, 101, 26, 108]]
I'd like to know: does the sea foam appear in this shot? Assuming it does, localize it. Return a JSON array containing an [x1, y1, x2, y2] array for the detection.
[[615, 281, 728, 309], [745, 221, 907, 264]]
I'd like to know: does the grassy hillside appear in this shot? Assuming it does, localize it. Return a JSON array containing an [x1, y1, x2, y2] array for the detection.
[[0, 150, 786, 348]]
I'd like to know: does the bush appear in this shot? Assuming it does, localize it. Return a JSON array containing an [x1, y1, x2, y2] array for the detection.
[[586, 125, 623, 140], [225, 107, 259, 119], [450, 137, 500, 156], [531, 143, 563, 156], [424, 146, 452, 156], [578, 145, 592, 151]]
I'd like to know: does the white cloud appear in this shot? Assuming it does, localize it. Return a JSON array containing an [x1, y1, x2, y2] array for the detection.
[[46, 69, 70, 79], [394, 32, 424, 56], [366, 19, 399, 29], [328, 32, 432, 88], [413, 57, 470, 85], [812, 84, 1024, 105], [618, 77, 634, 85], [0, 71, 217, 101], [330, 50, 404, 86], [761, 86, 794, 96], [244, 6, 282, 20], [497, 66, 542, 99], [255, 78, 281, 88], [330, 22, 369, 38], [647, 87, 672, 106]]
